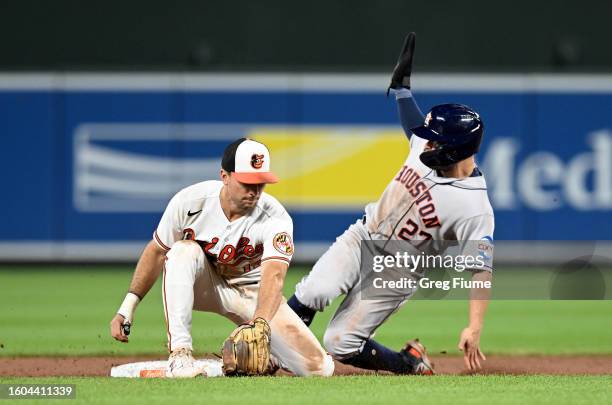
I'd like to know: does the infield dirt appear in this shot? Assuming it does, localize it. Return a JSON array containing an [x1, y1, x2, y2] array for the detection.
[[2, 355, 611, 377]]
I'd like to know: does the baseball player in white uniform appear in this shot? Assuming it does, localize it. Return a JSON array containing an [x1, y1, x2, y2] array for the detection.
[[110, 138, 334, 377], [288, 33, 495, 374]]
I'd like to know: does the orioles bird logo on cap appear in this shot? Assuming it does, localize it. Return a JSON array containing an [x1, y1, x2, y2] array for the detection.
[[251, 154, 264, 169]]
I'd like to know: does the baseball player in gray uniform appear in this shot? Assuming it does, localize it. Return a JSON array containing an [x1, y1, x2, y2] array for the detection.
[[288, 33, 494, 374]]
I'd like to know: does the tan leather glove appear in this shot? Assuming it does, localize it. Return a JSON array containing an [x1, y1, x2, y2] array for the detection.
[[222, 317, 272, 376]]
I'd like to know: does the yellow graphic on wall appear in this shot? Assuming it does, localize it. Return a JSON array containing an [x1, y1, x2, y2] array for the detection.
[[251, 127, 409, 209]]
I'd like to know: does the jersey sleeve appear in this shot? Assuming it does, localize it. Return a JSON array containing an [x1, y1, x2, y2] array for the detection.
[[153, 192, 184, 251], [455, 214, 495, 272], [395, 88, 425, 140], [260, 217, 294, 265]]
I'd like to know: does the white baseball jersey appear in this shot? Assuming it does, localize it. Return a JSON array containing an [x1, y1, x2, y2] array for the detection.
[[364, 133, 495, 269], [154, 180, 294, 283]]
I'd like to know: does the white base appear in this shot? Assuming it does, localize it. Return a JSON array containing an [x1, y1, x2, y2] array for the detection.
[[110, 358, 224, 378]]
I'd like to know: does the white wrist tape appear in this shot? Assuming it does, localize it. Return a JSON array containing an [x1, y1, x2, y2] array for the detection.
[[394, 88, 413, 100], [117, 292, 140, 323]]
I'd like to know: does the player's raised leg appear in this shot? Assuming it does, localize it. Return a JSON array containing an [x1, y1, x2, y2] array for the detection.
[[162, 240, 207, 377]]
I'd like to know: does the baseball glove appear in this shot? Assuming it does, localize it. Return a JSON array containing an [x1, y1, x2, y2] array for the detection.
[[387, 32, 416, 95], [221, 317, 272, 376]]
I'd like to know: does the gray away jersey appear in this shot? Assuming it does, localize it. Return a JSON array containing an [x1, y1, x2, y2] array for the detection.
[[364, 134, 495, 270]]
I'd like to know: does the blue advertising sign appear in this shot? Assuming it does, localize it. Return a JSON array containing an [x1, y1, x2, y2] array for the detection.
[[0, 74, 610, 261]]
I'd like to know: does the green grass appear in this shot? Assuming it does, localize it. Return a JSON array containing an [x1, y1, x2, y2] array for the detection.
[[0, 376, 610, 405], [1, 266, 611, 357]]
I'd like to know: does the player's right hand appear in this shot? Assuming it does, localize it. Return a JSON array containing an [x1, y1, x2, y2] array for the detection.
[[110, 313, 129, 343], [458, 327, 486, 371], [387, 32, 416, 95]]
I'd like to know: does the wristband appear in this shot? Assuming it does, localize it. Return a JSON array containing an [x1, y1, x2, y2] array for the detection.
[[394, 88, 413, 100], [117, 292, 141, 323]]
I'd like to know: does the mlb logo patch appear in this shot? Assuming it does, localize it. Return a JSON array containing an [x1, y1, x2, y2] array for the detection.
[[273, 232, 294, 255]]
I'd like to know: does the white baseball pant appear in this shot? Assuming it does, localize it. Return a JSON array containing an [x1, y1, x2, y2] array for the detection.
[[162, 240, 334, 377]]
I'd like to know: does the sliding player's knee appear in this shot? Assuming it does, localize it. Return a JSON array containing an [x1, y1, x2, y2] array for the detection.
[[323, 327, 362, 359], [295, 280, 337, 311]]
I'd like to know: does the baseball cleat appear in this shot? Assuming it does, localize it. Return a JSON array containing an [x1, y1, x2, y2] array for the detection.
[[400, 338, 435, 375], [166, 348, 205, 378]]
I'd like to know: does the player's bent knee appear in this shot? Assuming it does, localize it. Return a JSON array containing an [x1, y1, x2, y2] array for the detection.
[[295, 284, 335, 312], [323, 328, 362, 359], [168, 240, 202, 261]]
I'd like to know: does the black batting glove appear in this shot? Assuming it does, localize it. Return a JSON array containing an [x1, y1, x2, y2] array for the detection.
[[387, 32, 416, 96]]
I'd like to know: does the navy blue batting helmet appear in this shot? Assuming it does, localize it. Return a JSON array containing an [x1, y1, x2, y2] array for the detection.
[[411, 103, 484, 169]]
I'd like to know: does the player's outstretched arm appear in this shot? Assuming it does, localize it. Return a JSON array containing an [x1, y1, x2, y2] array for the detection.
[[221, 260, 287, 376], [388, 32, 425, 137], [458, 270, 492, 370], [110, 239, 166, 342], [253, 260, 289, 321], [396, 93, 425, 138]]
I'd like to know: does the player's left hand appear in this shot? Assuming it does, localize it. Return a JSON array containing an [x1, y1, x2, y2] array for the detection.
[[222, 317, 272, 376], [458, 327, 486, 371], [387, 32, 416, 95]]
